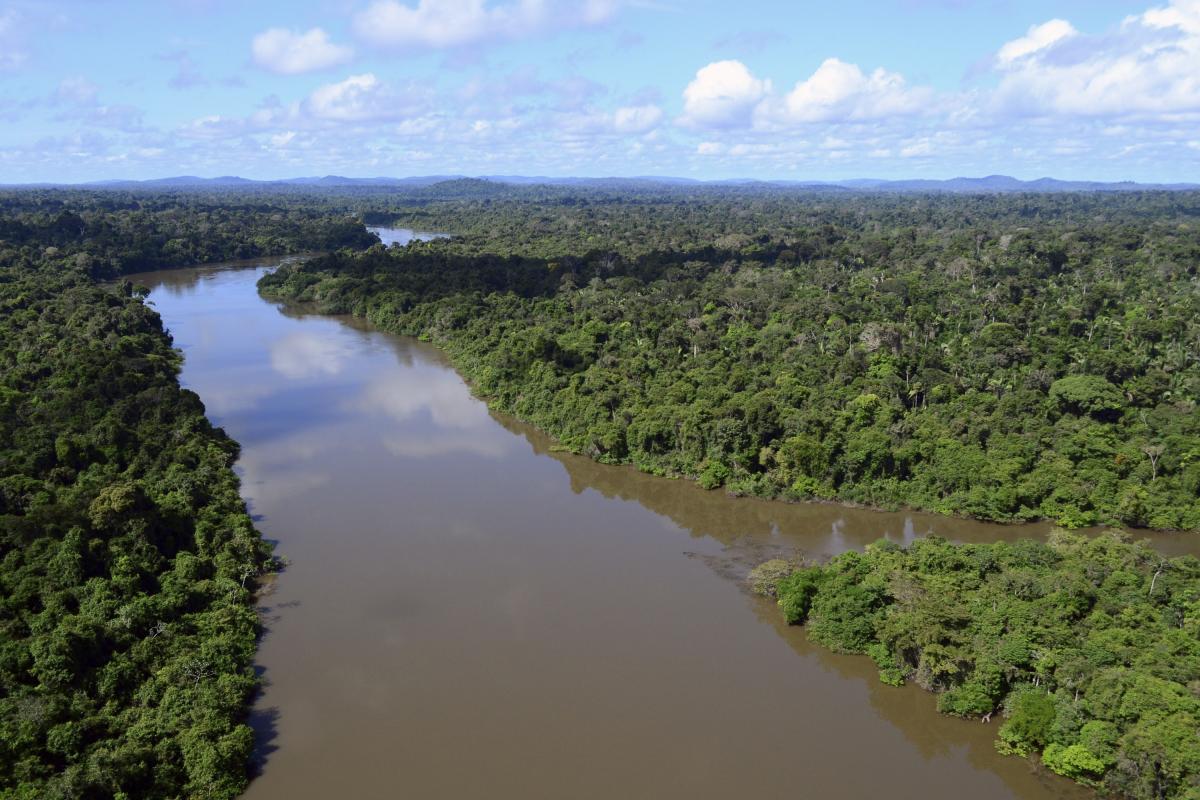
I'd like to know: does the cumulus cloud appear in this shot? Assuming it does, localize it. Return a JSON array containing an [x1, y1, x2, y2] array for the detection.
[[777, 58, 930, 122], [178, 74, 430, 138], [991, 0, 1200, 117], [252, 27, 354, 74], [305, 73, 420, 121], [352, 0, 619, 50], [680, 60, 770, 128], [681, 58, 929, 129], [996, 19, 1078, 64]]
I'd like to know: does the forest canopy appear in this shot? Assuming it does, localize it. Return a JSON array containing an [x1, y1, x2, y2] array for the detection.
[[752, 532, 1200, 800], [0, 192, 376, 799], [260, 189, 1200, 530], [2, 184, 1199, 800]]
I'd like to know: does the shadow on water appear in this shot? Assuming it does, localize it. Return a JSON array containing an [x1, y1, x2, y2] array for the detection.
[[484, 412, 1178, 800], [492, 409, 1200, 559], [248, 558, 295, 771], [246, 694, 281, 778], [751, 593, 1087, 797], [264, 280, 1185, 800], [129, 259, 1193, 800], [248, 592, 299, 772]]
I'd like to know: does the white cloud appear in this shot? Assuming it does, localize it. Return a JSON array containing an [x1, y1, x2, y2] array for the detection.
[[352, 0, 619, 50], [778, 58, 929, 122], [681, 57, 929, 129], [696, 141, 723, 155], [304, 73, 423, 122], [996, 19, 1078, 64], [613, 104, 663, 133], [680, 60, 770, 128], [252, 27, 353, 74], [992, 0, 1200, 117]]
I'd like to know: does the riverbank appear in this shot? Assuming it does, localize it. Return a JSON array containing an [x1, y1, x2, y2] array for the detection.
[[137, 259, 1100, 800], [0, 264, 272, 799], [256, 254, 1199, 535], [753, 533, 1200, 800]]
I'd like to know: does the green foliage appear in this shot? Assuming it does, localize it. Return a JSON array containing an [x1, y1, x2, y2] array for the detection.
[[938, 679, 998, 717], [867, 642, 906, 687], [1042, 740, 1111, 785], [998, 687, 1057, 755], [0, 194, 351, 798], [260, 190, 1200, 531], [1050, 375, 1125, 417], [0, 189, 377, 279], [774, 567, 825, 624], [760, 532, 1200, 799]]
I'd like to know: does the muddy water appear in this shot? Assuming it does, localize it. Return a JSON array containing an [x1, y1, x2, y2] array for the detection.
[[131, 257, 1198, 800]]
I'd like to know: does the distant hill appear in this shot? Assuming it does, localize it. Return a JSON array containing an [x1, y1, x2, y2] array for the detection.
[[838, 175, 1199, 193], [76, 175, 468, 189], [6, 174, 1197, 193]]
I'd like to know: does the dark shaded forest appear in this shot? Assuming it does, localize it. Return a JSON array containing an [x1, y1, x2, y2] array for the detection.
[[261, 189, 1200, 530], [0, 190, 376, 280]]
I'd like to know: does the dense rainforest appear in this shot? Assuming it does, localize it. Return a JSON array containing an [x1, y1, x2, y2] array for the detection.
[[751, 532, 1200, 800], [0, 193, 374, 799], [0, 189, 376, 280], [260, 189, 1200, 530], [3, 184, 1199, 800]]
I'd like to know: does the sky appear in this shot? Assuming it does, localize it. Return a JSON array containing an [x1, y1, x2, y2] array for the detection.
[[1, 0, 1199, 183]]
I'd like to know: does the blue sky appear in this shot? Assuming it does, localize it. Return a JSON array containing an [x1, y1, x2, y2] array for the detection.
[[1, 0, 1198, 182]]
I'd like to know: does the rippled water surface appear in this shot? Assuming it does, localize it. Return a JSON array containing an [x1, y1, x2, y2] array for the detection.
[[128, 254, 1196, 800]]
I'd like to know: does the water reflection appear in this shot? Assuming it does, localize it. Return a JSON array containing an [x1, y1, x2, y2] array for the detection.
[[488, 417, 1107, 799], [270, 332, 350, 379], [368, 226, 450, 247], [499, 413, 1199, 559], [355, 371, 490, 429], [124, 259, 1196, 800]]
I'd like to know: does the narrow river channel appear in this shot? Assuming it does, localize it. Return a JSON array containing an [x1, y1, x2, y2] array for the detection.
[[127, 242, 1198, 800]]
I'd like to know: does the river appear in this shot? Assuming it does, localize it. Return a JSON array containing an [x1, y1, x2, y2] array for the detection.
[[127, 240, 1197, 800]]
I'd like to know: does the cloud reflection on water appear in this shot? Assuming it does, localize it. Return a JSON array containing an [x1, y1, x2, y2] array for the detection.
[[270, 331, 351, 379], [236, 429, 335, 508], [355, 370, 514, 460], [191, 380, 275, 415]]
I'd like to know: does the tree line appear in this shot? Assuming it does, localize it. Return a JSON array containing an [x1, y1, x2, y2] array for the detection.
[[0, 192, 375, 799], [752, 532, 1200, 800], [260, 189, 1200, 530]]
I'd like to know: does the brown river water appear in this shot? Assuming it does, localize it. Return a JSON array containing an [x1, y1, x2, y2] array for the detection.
[[129, 245, 1199, 800]]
